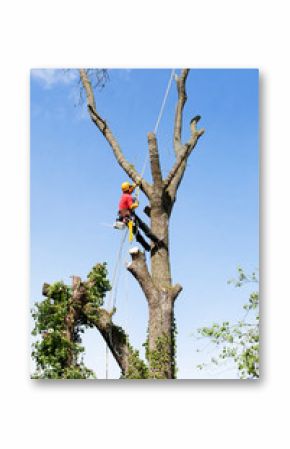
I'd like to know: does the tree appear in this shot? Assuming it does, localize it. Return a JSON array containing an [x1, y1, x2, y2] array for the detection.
[[31, 263, 148, 379], [195, 268, 259, 379], [31, 69, 205, 379]]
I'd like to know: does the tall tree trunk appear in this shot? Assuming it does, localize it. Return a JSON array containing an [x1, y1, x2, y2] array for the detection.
[[147, 200, 176, 378]]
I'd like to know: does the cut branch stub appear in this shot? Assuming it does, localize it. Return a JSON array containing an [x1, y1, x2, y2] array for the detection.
[[148, 132, 163, 188], [171, 283, 183, 302], [127, 247, 155, 301]]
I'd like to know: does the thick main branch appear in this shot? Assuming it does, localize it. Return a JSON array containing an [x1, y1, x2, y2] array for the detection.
[[148, 132, 163, 188]]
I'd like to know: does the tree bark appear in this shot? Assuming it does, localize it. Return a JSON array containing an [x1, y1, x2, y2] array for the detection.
[[127, 244, 181, 379], [147, 197, 182, 378]]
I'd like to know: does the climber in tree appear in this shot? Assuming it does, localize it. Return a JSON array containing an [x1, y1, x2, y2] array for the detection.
[[114, 181, 160, 252]]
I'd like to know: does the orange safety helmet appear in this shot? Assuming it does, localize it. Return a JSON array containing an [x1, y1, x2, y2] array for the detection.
[[121, 182, 131, 192]]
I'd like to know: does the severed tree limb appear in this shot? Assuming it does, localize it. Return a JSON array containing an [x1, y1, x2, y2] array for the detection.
[[173, 69, 189, 154], [148, 132, 163, 188], [42, 274, 146, 378], [79, 69, 152, 199]]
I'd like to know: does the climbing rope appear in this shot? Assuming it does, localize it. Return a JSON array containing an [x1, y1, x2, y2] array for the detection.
[[135, 68, 175, 201], [105, 228, 128, 379], [154, 69, 176, 135], [107, 228, 128, 312], [105, 69, 175, 378]]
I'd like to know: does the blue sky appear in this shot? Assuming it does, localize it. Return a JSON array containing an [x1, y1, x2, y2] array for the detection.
[[30, 68, 259, 379]]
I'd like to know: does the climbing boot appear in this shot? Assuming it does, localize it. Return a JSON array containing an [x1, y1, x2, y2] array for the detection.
[[113, 221, 126, 230]]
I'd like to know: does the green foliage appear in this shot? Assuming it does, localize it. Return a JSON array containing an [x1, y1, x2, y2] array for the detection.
[[196, 268, 259, 379], [142, 317, 177, 379], [31, 263, 110, 379], [31, 364, 96, 380], [108, 325, 148, 379], [86, 264, 111, 308], [125, 344, 149, 379], [31, 282, 70, 337], [31, 262, 178, 380], [144, 333, 172, 379], [171, 316, 178, 378]]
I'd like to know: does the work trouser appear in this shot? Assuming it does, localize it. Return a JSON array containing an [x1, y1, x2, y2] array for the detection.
[[133, 213, 160, 244], [118, 210, 159, 242], [118, 209, 159, 251], [118, 209, 131, 221]]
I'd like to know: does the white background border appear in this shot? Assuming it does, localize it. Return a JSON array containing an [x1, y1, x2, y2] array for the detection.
[[1, 1, 288, 447]]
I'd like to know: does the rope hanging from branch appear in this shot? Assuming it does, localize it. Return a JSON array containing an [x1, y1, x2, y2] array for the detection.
[[135, 68, 175, 201]]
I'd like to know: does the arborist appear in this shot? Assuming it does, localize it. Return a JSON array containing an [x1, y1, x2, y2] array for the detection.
[[114, 181, 160, 252]]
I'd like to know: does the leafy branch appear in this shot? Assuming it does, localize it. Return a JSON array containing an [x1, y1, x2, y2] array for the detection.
[[195, 267, 259, 379]]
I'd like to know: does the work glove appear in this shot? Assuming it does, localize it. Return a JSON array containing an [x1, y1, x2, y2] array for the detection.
[[130, 201, 139, 210]]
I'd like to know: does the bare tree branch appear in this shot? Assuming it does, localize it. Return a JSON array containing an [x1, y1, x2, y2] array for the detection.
[[79, 69, 152, 198], [167, 71, 206, 207], [173, 69, 189, 154], [167, 160, 187, 205], [164, 117, 205, 189]]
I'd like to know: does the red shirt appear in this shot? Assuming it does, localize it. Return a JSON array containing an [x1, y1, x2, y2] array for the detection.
[[119, 193, 133, 210]]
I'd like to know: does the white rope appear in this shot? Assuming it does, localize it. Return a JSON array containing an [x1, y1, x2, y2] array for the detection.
[[107, 228, 128, 311], [124, 259, 130, 333], [154, 69, 175, 135], [105, 229, 127, 379]]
